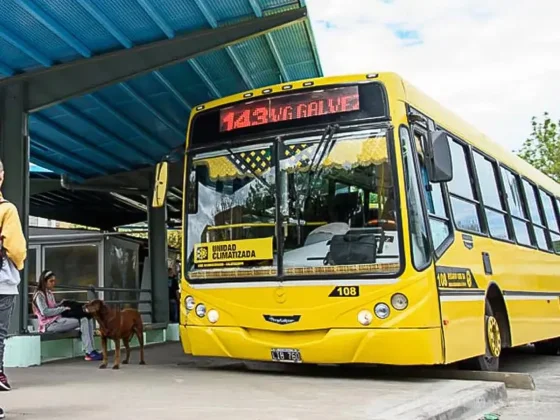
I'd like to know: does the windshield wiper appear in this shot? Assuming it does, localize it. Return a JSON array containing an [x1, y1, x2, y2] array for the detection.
[[301, 124, 340, 207]]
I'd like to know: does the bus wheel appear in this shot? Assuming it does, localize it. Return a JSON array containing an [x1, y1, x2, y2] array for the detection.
[[534, 338, 560, 355], [466, 300, 501, 371]]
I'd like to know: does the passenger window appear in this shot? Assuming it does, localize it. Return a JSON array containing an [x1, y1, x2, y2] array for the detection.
[[541, 191, 560, 253], [500, 168, 533, 247], [522, 180, 550, 251], [472, 152, 511, 241], [448, 140, 482, 233], [541, 191, 560, 231]]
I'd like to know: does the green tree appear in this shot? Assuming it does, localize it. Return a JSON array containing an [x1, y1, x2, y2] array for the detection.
[[517, 112, 560, 182]]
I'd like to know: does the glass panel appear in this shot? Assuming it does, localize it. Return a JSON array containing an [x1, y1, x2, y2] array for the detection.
[[400, 127, 430, 268], [26, 249, 38, 319], [513, 219, 532, 246], [451, 196, 482, 232], [551, 232, 560, 253], [44, 244, 99, 303], [486, 209, 509, 240], [429, 217, 450, 250], [473, 152, 503, 210], [428, 183, 447, 217], [448, 140, 474, 200], [187, 144, 277, 278], [26, 248, 37, 286], [540, 190, 559, 232], [501, 168, 526, 219], [534, 226, 549, 250], [104, 237, 140, 309], [280, 128, 402, 274], [522, 179, 544, 225]]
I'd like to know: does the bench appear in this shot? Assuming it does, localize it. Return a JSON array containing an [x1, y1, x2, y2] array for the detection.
[[28, 322, 168, 342]]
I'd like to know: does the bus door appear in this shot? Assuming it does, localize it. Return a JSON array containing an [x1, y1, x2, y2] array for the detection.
[[413, 124, 487, 364]]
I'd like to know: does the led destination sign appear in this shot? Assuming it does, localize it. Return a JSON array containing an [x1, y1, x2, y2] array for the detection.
[[219, 86, 360, 133]]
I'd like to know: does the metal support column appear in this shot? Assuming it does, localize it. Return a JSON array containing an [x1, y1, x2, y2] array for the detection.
[[0, 82, 29, 334], [147, 176, 169, 325]]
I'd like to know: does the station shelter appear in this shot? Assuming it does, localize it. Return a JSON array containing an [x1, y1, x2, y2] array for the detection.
[[0, 0, 323, 367]]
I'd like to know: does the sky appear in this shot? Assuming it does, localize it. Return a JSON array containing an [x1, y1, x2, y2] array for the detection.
[[305, 0, 560, 152]]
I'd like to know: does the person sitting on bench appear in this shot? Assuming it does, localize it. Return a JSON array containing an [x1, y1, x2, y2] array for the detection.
[[32, 269, 102, 361]]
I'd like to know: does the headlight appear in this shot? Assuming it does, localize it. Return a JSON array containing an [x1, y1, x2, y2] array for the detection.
[[185, 296, 195, 311], [357, 310, 373, 326], [195, 303, 206, 318], [391, 293, 408, 310], [374, 303, 390, 319], [207, 309, 219, 324]]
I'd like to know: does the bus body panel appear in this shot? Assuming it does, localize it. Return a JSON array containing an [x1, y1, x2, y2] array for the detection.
[[182, 268, 441, 331]]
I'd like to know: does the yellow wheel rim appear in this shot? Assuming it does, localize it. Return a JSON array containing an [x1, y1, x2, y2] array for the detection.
[[487, 316, 501, 358]]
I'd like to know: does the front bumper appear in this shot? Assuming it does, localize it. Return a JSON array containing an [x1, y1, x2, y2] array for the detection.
[[180, 325, 443, 365]]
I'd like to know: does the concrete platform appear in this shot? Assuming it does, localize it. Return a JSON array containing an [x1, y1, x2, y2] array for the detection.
[[1, 343, 507, 420]]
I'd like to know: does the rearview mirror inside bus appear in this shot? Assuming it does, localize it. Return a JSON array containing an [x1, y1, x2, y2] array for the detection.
[[187, 168, 199, 214], [152, 161, 169, 208], [428, 130, 453, 183]]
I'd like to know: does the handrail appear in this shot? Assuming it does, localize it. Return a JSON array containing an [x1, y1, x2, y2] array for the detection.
[[27, 281, 154, 322], [28, 282, 151, 294]]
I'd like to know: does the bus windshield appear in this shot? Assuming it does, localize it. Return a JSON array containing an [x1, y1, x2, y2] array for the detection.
[[186, 126, 401, 280]]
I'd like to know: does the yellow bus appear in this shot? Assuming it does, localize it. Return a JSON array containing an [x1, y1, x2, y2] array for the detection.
[[160, 72, 560, 372]]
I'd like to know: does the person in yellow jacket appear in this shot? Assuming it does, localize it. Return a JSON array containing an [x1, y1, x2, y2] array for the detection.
[[0, 158, 27, 398]]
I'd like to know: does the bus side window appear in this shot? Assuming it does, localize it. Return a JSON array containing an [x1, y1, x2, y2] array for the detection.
[[414, 130, 452, 251]]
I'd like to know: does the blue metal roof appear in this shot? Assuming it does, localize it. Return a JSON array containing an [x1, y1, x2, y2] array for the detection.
[[0, 0, 322, 181]]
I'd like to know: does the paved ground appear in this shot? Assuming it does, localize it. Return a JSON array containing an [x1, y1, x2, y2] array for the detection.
[[493, 346, 560, 419], [1, 343, 506, 420]]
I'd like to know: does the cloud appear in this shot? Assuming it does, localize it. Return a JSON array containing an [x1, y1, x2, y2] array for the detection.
[[306, 0, 560, 152]]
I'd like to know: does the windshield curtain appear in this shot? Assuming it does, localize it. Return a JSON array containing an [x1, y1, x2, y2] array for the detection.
[[186, 127, 401, 280]]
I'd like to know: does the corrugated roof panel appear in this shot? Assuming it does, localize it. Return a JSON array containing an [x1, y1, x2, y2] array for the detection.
[[261, 0, 301, 12], [28, 125, 118, 173], [60, 94, 169, 159], [196, 50, 248, 96], [210, 0, 254, 24], [0, 38, 36, 72], [39, 0, 123, 54], [0, 0, 323, 181], [95, 89, 181, 148], [159, 63, 212, 106], [127, 74, 189, 127], [96, 0, 167, 44], [0, 0, 79, 64], [143, 0, 207, 33], [272, 22, 315, 67], [232, 36, 281, 87]]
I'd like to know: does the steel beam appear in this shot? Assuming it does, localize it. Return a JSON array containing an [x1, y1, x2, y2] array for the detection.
[[30, 179, 62, 195], [0, 82, 29, 334], [0, 8, 307, 112], [147, 175, 169, 324]]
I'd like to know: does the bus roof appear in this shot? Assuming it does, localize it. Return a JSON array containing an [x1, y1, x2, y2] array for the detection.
[[188, 71, 560, 196]]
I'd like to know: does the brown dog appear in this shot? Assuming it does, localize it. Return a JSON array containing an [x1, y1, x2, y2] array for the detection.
[[83, 299, 146, 370]]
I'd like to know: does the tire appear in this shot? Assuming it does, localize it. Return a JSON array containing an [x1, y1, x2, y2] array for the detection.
[[463, 300, 501, 372], [534, 338, 560, 356]]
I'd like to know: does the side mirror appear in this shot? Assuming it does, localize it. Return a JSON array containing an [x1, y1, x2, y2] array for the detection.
[[152, 161, 169, 208], [427, 130, 453, 183]]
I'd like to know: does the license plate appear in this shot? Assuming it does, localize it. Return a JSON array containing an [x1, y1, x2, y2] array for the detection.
[[271, 348, 302, 363]]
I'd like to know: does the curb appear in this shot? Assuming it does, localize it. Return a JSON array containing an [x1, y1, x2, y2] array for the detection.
[[371, 382, 508, 420]]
